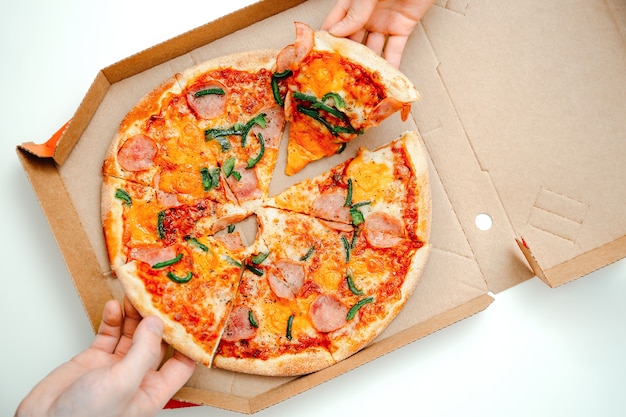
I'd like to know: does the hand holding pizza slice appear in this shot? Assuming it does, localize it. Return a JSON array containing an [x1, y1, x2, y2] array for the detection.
[[273, 22, 420, 175]]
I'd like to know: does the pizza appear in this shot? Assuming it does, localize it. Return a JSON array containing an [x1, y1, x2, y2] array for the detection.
[[101, 23, 430, 377], [274, 22, 420, 175]]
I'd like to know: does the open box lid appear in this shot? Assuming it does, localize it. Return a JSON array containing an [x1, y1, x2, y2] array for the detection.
[[16, 0, 626, 412]]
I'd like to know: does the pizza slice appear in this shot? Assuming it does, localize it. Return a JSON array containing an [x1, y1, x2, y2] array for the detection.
[[265, 131, 431, 244], [115, 233, 245, 367], [273, 22, 420, 175], [102, 50, 286, 209], [212, 206, 351, 376], [101, 77, 235, 204], [175, 51, 286, 210]]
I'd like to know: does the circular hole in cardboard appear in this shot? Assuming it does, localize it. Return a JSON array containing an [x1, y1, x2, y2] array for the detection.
[[475, 213, 493, 231]]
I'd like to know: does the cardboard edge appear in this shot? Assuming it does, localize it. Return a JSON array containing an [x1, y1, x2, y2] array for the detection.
[[15, 148, 113, 331], [515, 237, 548, 285], [238, 293, 495, 414], [517, 236, 626, 288], [172, 386, 253, 414]]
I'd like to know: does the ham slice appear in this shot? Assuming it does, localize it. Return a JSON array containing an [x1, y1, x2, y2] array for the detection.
[[221, 306, 257, 342], [275, 21, 314, 72], [117, 135, 157, 172], [267, 259, 306, 300], [363, 212, 406, 248], [186, 81, 228, 119], [130, 246, 177, 266], [312, 192, 351, 224], [309, 294, 348, 333], [250, 106, 285, 150], [225, 163, 263, 202]]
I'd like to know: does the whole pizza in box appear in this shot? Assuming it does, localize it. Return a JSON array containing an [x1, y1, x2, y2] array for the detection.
[[101, 22, 431, 376]]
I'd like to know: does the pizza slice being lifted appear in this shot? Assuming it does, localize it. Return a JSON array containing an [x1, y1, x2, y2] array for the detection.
[[273, 22, 420, 175]]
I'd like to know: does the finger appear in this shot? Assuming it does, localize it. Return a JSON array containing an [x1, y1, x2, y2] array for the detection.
[[113, 297, 143, 357], [348, 28, 368, 44], [90, 299, 123, 354], [325, 0, 379, 37], [320, 0, 352, 30], [383, 35, 409, 69], [122, 296, 143, 338], [113, 315, 165, 390], [365, 32, 388, 55], [142, 350, 196, 408]]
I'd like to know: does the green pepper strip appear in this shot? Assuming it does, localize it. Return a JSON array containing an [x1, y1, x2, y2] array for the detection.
[[157, 211, 166, 240], [223, 157, 236, 177], [223, 255, 243, 268], [350, 227, 360, 249], [240, 113, 267, 147], [299, 245, 315, 261], [345, 179, 353, 207], [293, 91, 346, 120], [152, 253, 183, 269], [251, 251, 269, 264], [296, 105, 336, 135], [186, 237, 209, 252], [244, 263, 264, 276], [341, 235, 351, 262], [200, 167, 220, 191], [205, 113, 267, 148], [167, 271, 193, 284], [271, 69, 293, 106], [204, 131, 232, 151], [286, 314, 295, 340], [246, 132, 265, 169], [115, 188, 132, 206], [322, 92, 345, 109], [223, 157, 242, 182], [193, 87, 225, 97], [248, 310, 259, 328], [350, 208, 365, 226], [347, 297, 374, 320], [296, 105, 359, 136], [346, 272, 364, 296], [349, 201, 370, 227]]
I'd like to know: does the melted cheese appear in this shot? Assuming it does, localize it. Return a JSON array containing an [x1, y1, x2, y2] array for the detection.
[[260, 298, 314, 339], [301, 58, 348, 99], [346, 150, 394, 204], [314, 263, 344, 293]]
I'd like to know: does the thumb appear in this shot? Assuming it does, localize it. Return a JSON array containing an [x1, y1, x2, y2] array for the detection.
[[327, 0, 378, 37]]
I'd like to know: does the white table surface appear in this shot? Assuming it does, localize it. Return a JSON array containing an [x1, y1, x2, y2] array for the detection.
[[2, 1, 625, 416]]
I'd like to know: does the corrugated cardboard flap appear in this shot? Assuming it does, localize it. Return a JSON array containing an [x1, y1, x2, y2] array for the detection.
[[409, 0, 626, 291]]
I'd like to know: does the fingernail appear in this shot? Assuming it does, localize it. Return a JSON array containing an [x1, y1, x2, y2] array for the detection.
[[328, 21, 343, 35], [145, 316, 163, 336]]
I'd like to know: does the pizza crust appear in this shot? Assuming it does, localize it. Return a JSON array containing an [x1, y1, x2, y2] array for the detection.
[[399, 130, 432, 244], [213, 348, 335, 377], [175, 49, 279, 87]]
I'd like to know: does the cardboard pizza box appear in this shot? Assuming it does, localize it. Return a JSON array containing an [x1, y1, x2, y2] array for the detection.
[[15, 0, 626, 413]]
